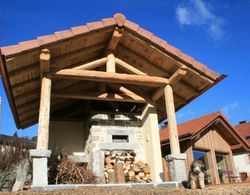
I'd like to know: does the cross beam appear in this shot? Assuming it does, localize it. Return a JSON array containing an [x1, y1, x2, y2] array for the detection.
[[53, 90, 147, 103], [54, 69, 169, 87]]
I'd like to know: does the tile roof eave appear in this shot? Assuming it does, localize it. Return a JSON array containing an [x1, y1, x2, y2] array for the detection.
[[1, 13, 222, 81]]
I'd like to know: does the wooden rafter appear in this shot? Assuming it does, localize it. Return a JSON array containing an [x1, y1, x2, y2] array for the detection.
[[107, 84, 148, 103], [53, 90, 147, 103], [72, 57, 107, 70], [152, 65, 188, 102], [54, 69, 169, 87], [115, 58, 146, 75], [169, 65, 187, 85]]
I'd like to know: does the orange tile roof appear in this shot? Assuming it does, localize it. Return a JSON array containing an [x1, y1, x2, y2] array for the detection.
[[235, 122, 250, 145], [160, 111, 221, 142], [1, 13, 220, 80]]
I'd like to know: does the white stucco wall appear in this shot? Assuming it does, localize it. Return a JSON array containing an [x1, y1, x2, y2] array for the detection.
[[140, 104, 163, 182], [233, 153, 250, 177]]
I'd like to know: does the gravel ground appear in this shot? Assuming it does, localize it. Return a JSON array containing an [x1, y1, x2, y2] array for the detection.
[[1, 185, 250, 195]]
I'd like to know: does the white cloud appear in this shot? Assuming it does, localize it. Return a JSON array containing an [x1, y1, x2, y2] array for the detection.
[[220, 102, 239, 118], [176, 0, 225, 41]]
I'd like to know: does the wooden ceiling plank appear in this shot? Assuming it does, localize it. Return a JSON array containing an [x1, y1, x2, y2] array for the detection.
[[118, 45, 200, 94], [54, 69, 169, 87]]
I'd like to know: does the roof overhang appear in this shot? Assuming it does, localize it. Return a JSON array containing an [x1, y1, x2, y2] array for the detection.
[[0, 13, 225, 129]]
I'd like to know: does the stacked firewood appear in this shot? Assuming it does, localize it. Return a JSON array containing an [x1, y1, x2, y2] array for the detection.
[[104, 151, 152, 183]]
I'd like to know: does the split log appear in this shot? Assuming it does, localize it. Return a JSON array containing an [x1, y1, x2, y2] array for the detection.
[[136, 160, 145, 169], [114, 163, 125, 183]]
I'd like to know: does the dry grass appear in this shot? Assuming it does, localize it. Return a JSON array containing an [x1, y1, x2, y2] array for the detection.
[[1, 184, 250, 195]]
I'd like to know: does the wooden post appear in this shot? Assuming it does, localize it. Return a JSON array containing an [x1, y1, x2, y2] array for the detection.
[[106, 53, 116, 72], [114, 163, 125, 183], [164, 84, 180, 154], [37, 49, 51, 150]]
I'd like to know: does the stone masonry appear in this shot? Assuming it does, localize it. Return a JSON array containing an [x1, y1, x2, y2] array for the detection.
[[84, 114, 145, 182]]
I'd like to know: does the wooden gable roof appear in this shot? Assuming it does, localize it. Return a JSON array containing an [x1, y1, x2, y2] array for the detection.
[[0, 13, 225, 129], [160, 111, 250, 153]]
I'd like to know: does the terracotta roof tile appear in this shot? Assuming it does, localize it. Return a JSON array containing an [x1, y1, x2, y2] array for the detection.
[[37, 34, 57, 45], [0, 13, 221, 81], [87, 21, 105, 31], [124, 20, 140, 32], [113, 13, 126, 27], [235, 122, 250, 145], [102, 18, 116, 27], [137, 27, 153, 40], [160, 111, 221, 141], [18, 40, 40, 51], [54, 30, 73, 41], [1, 45, 21, 56], [71, 25, 89, 36]]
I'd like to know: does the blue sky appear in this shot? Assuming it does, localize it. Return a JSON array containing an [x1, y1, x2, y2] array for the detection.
[[0, 0, 250, 137]]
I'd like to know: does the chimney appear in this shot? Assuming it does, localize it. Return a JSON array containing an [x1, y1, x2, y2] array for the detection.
[[239, 120, 246, 124]]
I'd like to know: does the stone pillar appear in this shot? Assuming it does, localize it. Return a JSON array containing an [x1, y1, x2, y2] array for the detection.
[[29, 149, 51, 186], [164, 85, 187, 182], [166, 153, 187, 182]]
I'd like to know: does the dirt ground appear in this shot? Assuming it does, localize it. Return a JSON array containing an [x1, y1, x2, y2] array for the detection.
[[1, 183, 250, 195]]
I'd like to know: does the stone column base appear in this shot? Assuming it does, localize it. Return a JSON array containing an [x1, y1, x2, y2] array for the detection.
[[29, 149, 51, 186], [166, 153, 187, 182]]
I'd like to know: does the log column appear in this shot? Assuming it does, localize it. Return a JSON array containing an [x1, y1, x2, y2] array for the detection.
[[30, 49, 51, 186], [164, 84, 180, 155], [164, 84, 187, 182]]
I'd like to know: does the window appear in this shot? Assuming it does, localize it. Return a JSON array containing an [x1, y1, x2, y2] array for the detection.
[[215, 153, 229, 183], [193, 149, 211, 184], [112, 135, 129, 143]]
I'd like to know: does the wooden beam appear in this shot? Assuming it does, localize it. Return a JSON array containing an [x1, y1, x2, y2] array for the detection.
[[152, 66, 187, 102], [40, 49, 50, 74], [36, 73, 52, 150], [107, 84, 148, 103], [72, 57, 107, 70], [169, 65, 187, 85], [54, 69, 169, 87], [164, 84, 180, 154], [230, 144, 242, 150], [90, 110, 141, 116], [122, 85, 155, 106], [105, 27, 123, 53], [36, 49, 52, 149], [115, 58, 146, 75], [106, 53, 116, 72], [53, 90, 147, 103]]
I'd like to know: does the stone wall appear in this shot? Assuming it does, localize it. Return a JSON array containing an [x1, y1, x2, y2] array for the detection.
[[84, 114, 145, 182]]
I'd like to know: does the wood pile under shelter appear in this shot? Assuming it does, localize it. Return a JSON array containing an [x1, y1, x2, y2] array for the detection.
[[104, 151, 152, 183]]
